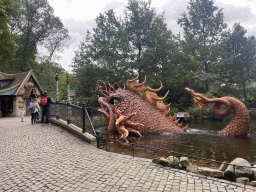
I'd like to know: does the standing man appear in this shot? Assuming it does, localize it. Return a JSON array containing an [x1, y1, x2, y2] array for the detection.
[[41, 91, 54, 125]]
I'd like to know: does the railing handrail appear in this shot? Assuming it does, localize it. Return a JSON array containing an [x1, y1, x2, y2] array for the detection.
[[50, 102, 97, 136]]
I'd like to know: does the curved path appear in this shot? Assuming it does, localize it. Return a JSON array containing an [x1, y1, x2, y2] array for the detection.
[[0, 116, 256, 192]]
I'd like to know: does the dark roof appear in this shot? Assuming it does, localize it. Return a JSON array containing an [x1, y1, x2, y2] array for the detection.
[[0, 71, 30, 93], [0, 70, 44, 95], [0, 73, 16, 80]]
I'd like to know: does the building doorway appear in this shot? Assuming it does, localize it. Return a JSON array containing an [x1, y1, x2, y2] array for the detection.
[[1, 97, 13, 117]]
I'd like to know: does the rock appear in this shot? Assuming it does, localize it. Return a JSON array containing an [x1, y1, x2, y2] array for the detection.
[[252, 165, 256, 180], [180, 156, 192, 169], [224, 158, 253, 181], [167, 156, 180, 168], [152, 157, 170, 167], [218, 161, 228, 172], [198, 167, 223, 178], [152, 157, 161, 164], [186, 164, 198, 173], [236, 177, 250, 185], [250, 181, 256, 187]]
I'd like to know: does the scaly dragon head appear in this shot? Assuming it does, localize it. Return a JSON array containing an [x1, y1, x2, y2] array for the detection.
[[98, 74, 174, 133]]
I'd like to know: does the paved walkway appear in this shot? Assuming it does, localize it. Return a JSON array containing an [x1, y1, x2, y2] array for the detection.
[[1, 116, 256, 192]]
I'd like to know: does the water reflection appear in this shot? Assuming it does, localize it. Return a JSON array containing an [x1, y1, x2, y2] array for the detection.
[[97, 118, 256, 168]]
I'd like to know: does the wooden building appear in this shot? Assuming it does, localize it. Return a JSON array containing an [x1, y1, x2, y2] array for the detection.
[[0, 70, 44, 117]]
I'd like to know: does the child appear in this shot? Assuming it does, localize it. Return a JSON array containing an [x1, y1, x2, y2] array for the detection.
[[20, 108, 26, 122]]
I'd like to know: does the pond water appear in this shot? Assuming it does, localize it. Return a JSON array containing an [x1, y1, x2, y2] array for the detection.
[[96, 117, 256, 168]]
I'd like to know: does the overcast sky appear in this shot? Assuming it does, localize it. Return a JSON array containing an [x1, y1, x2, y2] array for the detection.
[[48, 0, 256, 72]]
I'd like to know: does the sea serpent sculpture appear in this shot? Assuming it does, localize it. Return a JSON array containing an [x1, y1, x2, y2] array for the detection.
[[98, 74, 250, 139], [185, 88, 250, 137], [98, 74, 187, 140]]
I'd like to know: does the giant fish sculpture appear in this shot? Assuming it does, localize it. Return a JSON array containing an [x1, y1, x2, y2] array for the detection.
[[98, 74, 250, 139]]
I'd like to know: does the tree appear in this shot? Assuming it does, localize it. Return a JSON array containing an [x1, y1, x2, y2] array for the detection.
[[224, 23, 256, 106], [33, 61, 57, 97], [178, 0, 227, 91], [91, 9, 127, 82], [124, 0, 174, 81], [15, 0, 69, 71], [72, 0, 187, 107], [41, 26, 70, 64], [0, 0, 20, 73]]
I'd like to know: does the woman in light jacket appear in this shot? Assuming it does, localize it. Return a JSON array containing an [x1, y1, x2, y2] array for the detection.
[[30, 98, 40, 125]]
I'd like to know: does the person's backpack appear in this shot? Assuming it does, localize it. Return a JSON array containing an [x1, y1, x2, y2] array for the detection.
[[41, 96, 48, 107], [29, 102, 36, 111]]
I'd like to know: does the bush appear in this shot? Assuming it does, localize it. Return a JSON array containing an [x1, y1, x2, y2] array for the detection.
[[77, 94, 99, 107], [187, 107, 202, 120]]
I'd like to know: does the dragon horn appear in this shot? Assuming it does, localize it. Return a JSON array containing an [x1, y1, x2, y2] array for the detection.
[[100, 83, 109, 96], [127, 73, 139, 82], [164, 107, 171, 116], [108, 83, 116, 92], [183, 124, 188, 132], [153, 90, 169, 101], [99, 86, 106, 96], [178, 121, 183, 128], [134, 75, 146, 87], [146, 82, 163, 92], [162, 103, 171, 111], [124, 73, 139, 90]]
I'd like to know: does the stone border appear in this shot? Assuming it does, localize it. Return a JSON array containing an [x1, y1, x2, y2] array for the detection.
[[153, 156, 256, 187], [49, 117, 97, 145]]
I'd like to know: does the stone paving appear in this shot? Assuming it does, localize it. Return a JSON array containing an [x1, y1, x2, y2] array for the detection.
[[1, 116, 256, 192]]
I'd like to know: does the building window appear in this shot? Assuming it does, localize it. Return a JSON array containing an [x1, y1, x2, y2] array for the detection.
[[0, 81, 12, 88]]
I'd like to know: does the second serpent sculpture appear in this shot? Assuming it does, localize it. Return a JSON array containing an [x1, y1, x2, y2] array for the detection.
[[98, 74, 250, 139], [185, 88, 250, 137]]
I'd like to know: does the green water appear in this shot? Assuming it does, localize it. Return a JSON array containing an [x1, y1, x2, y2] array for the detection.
[[98, 117, 256, 168]]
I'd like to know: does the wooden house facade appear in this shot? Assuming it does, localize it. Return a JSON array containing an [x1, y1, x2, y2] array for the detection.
[[0, 70, 44, 117]]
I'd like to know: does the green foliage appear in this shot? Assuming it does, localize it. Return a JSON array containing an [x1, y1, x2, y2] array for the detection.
[[168, 107, 177, 116], [72, 0, 187, 106], [178, 0, 228, 91], [77, 95, 99, 107], [204, 91, 215, 98], [0, 0, 19, 73], [187, 107, 203, 119], [33, 62, 56, 97], [0, 0, 70, 102], [13, 0, 67, 71], [223, 23, 256, 106]]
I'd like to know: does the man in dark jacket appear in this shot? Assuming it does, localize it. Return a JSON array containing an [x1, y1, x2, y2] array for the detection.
[[41, 91, 54, 125]]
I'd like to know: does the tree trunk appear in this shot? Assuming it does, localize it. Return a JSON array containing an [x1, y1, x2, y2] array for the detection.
[[242, 82, 248, 108], [138, 44, 142, 82]]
